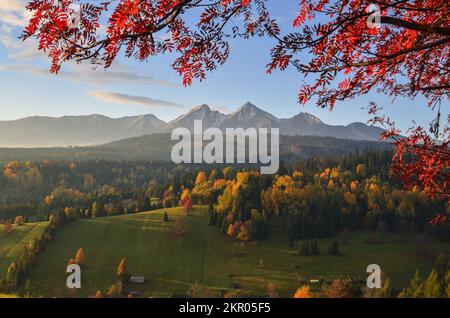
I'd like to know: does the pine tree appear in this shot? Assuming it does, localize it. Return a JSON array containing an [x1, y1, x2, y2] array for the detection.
[[288, 232, 295, 248], [298, 241, 310, 256], [5, 262, 18, 287], [328, 241, 340, 255], [423, 269, 441, 298], [15, 261, 24, 286], [399, 269, 424, 298], [287, 222, 295, 248], [433, 252, 449, 295], [208, 202, 214, 225], [381, 277, 392, 298], [445, 271, 450, 298], [143, 197, 152, 211], [311, 239, 320, 255], [208, 202, 217, 226]]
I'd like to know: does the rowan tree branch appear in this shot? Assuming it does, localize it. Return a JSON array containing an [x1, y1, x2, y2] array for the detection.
[[380, 16, 450, 36]]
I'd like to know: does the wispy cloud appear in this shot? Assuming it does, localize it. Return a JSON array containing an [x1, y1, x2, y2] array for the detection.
[[0, 33, 44, 60], [0, 0, 31, 26], [0, 0, 43, 61], [0, 62, 176, 86], [0, 0, 25, 11], [0, 1, 173, 86], [87, 91, 184, 108], [62, 64, 175, 86]]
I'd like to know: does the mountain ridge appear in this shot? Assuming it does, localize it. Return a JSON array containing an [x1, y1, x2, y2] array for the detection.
[[0, 102, 385, 147]]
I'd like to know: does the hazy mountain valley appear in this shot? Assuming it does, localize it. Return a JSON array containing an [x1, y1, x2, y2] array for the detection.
[[0, 103, 385, 148]]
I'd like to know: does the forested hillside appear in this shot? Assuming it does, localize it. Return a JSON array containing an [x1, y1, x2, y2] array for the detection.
[[0, 134, 391, 164]]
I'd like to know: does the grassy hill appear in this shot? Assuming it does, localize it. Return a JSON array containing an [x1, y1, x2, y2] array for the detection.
[[25, 206, 448, 298], [0, 222, 48, 279]]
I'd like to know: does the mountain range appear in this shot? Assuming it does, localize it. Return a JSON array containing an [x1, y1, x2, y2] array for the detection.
[[0, 102, 385, 147]]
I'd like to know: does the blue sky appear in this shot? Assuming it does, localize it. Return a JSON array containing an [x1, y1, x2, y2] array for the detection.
[[0, 0, 447, 132]]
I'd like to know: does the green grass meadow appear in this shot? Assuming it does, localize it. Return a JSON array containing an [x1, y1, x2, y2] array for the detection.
[[0, 222, 47, 279], [20, 206, 449, 298]]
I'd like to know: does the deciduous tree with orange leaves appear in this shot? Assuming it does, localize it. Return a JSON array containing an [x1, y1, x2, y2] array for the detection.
[[293, 285, 311, 298], [75, 247, 86, 266], [180, 188, 193, 216], [116, 257, 130, 283], [195, 171, 207, 185], [323, 279, 353, 298], [3, 220, 13, 234], [14, 216, 24, 226], [269, 0, 449, 201]]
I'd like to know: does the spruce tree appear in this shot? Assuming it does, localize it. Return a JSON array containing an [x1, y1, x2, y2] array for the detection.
[[445, 271, 450, 298], [433, 252, 449, 295], [143, 197, 152, 211], [379, 277, 392, 298], [298, 242, 310, 256], [399, 269, 424, 298], [423, 269, 441, 298], [208, 202, 216, 225], [311, 239, 320, 255], [287, 222, 295, 248], [328, 241, 340, 255], [5, 262, 18, 287], [288, 232, 295, 248]]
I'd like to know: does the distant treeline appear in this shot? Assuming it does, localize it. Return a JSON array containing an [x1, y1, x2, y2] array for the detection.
[[2, 148, 448, 243], [0, 148, 392, 222], [0, 134, 391, 163]]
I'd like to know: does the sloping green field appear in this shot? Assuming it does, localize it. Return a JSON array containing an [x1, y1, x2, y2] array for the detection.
[[24, 207, 449, 298], [0, 222, 48, 280]]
